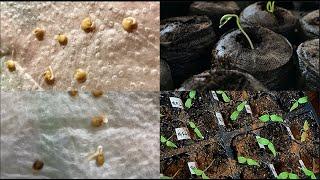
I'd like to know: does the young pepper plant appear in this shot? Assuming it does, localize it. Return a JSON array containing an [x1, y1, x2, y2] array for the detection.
[[301, 167, 316, 179], [185, 90, 196, 109], [230, 101, 247, 121], [219, 14, 254, 49], [277, 172, 299, 179], [290, 96, 308, 111], [237, 156, 259, 166], [188, 121, 204, 139], [216, 90, 230, 103], [191, 161, 214, 179], [256, 136, 277, 157], [160, 135, 177, 148], [266, 1, 275, 13], [259, 114, 283, 123], [301, 120, 309, 142]]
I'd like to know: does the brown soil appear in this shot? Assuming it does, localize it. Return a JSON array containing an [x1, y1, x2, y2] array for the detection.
[[220, 102, 250, 131], [273, 152, 306, 178], [235, 28, 263, 49], [240, 163, 273, 179], [231, 133, 262, 161], [251, 93, 282, 117]]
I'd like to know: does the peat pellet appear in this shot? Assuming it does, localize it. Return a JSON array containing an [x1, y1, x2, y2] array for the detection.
[[239, 2, 297, 36], [296, 39, 320, 90], [179, 69, 266, 91], [160, 59, 174, 90], [213, 26, 294, 90], [299, 10, 319, 40]]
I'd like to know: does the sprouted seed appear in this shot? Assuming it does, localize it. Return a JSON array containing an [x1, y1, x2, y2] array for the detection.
[[32, 28, 45, 41], [43, 66, 55, 85], [91, 89, 104, 97], [122, 17, 138, 32], [81, 17, 95, 33], [91, 115, 108, 127], [32, 159, 44, 172], [86, 145, 105, 167], [6, 60, 16, 72], [55, 34, 68, 45], [74, 68, 87, 83]]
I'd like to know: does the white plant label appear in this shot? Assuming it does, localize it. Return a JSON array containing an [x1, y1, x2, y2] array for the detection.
[[169, 97, 184, 109], [245, 105, 252, 114], [268, 164, 278, 177], [256, 136, 265, 149], [215, 112, 225, 126], [285, 126, 295, 140], [211, 91, 219, 101], [175, 127, 191, 140], [299, 160, 306, 169], [187, 162, 197, 175]]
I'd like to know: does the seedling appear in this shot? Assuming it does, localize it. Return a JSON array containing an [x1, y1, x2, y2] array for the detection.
[[301, 120, 309, 142], [237, 156, 259, 166], [230, 101, 247, 121], [191, 167, 209, 179], [266, 1, 275, 13], [301, 167, 316, 179], [185, 90, 196, 109], [277, 172, 299, 179], [259, 114, 283, 123], [256, 136, 277, 157], [160, 135, 177, 148], [216, 91, 230, 102], [188, 121, 204, 139], [290, 96, 308, 111], [219, 14, 254, 49]]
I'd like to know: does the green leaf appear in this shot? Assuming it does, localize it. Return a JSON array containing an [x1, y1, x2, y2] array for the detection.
[[290, 101, 299, 112], [166, 140, 177, 148], [237, 101, 247, 112], [194, 128, 204, 139], [237, 156, 247, 164], [298, 96, 308, 104], [160, 175, 172, 179], [247, 158, 259, 166], [222, 93, 230, 103], [219, 15, 233, 28], [160, 136, 167, 143], [311, 174, 316, 179], [216, 90, 223, 94], [189, 121, 196, 129], [303, 120, 309, 131], [189, 90, 196, 99], [230, 111, 240, 121], [202, 173, 209, 179], [259, 114, 270, 122], [301, 131, 308, 142], [270, 114, 283, 122], [193, 168, 203, 176], [278, 172, 289, 179], [302, 167, 316, 179], [288, 173, 299, 179], [185, 98, 192, 109], [257, 137, 270, 145], [267, 142, 277, 157]]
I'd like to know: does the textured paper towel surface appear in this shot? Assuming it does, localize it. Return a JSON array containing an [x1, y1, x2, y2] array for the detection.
[[0, 91, 159, 179]]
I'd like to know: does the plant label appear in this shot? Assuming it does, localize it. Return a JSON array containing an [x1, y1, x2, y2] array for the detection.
[[285, 126, 295, 140], [255, 136, 265, 149], [245, 105, 252, 114], [169, 97, 184, 109], [175, 127, 191, 140], [187, 162, 197, 175], [211, 91, 219, 101], [299, 160, 306, 169], [215, 112, 225, 126], [268, 164, 278, 177]]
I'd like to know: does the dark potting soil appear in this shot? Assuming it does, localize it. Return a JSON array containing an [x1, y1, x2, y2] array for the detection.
[[160, 153, 192, 179], [160, 59, 174, 91], [231, 133, 263, 161], [240, 163, 274, 179], [300, 144, 320, 174], [300, 10, 320, 39], [274, 91, 306, 112], [273, 152, 308, 178], [288, 113, 320, 142], [250, 92, 284, 118]]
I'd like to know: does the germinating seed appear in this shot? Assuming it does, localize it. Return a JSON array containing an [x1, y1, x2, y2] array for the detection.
[[122, 17, 138, 32], [5, 60, 16, 72], [74, 69, 87, 83], [32, 159, 44, 171], [91, 89, 103, 97], [96, 153, 105, 167], [43, 66, 55, 85], [32, 28, 45, 41], [81, 17, 95, 33], [55, 34, 68, 45]]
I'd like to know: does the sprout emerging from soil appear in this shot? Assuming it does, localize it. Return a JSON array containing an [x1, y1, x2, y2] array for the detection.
[[160, 135, 177, 148], [230, 101, 247, 121], [191, 161, 213, 179], [290, 96, 308, 112], [301, 167, 316, 179], [266, 1, 275, 13], [256, 136, 277, 157], [300, 120, 309, 142], [277, 172, 299, 179], [237, 156, 259, 166], [259, 114, 283, 123], [216, 91, 230, 102], [219, 14, 254, 49], [185, 90, 196, 109], [188, 121, 204, 139]]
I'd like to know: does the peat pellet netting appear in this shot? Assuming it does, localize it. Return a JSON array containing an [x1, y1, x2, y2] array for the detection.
[[213, 26, 293, 90], [300, 10, 320, 39], [160, 91, 320, 179], [0, 92, 159, 178]]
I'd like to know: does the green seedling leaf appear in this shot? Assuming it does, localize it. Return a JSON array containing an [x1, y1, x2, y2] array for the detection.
[[230, 111, 240, 121], [278, 172, 289, 179], [303, 120, 309, 131], [219, 15, 233, 28], [259, 114, 270, 122], [160, 136, 167, 143], [189, 121, 196, 129], [288, 173, 299, 179], [202, 173, 209, 179], [290, 101, 299, 112], [237, 156, 247, 164], [192, 168, 203, 176], [222, 92, 231, 103], [247, 158, 259, 166], [298, 96, 308, 104], [267, 143, 277, 157], [301, 131, 308, 142], [302, 168, 316, 179], [160, 175, 172, 179], [270, 114, 283, 122], [216, 90, 223, 94], [185, 98, 192, 109], [237, 101, 247, 111], [189, 90, 196, 99], [257, 137, 270, 145], [194, 128, 204, 139], [166, 141, 177, 148]]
